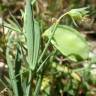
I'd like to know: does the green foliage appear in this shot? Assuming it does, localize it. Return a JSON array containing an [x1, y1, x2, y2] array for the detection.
[[24, 0, 40, 96], [1, 0, 96, 96]]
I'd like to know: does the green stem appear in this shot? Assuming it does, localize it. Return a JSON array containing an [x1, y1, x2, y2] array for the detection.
[[38, 13, 68, 64], [34, 75, 43, 96]]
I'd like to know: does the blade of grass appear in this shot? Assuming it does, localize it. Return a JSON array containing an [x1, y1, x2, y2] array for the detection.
[[34, 75, 43, 96], [6, 33, 19, 96], [24, 0, 34, 70], [24, 0, 34, 95], [0, 22, 21, 32], [34, 51, 54, 96], [0, 79, 8, 88], [32, 20, 40, 70], [9, 11, 22, 32], [7, 19, 21, 32], [15, 44, 23, 96], [37, 54, 51, 73]]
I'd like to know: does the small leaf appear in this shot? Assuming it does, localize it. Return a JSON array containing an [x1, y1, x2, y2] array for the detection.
[[44, 24, 89, 61]]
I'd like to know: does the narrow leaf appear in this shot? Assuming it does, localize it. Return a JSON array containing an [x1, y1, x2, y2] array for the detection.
[[24, 0, 34, 70], [6, 34, 19, 96], [32, 20, 40, 69]]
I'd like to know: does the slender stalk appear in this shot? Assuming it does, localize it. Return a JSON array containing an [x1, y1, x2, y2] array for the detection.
[[38, 23, 58, 64], [25, 71, 33, 96], [34, 75, 43, 96], [37, 53, 52, 73], [38, 13, 68, 64]]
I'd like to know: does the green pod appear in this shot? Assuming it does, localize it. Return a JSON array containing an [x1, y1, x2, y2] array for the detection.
[[44, 24, 89, 61]]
